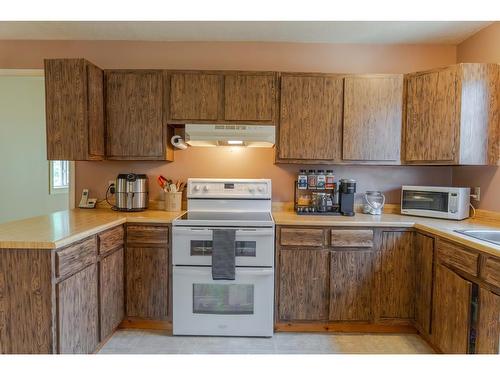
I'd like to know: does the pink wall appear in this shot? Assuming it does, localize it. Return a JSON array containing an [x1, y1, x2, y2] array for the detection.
[[0, 40, 459, 205], [453, 22, 500, 212]]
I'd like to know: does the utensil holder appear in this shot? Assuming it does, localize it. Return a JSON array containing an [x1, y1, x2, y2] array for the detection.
[[164, 192, 182, 212]]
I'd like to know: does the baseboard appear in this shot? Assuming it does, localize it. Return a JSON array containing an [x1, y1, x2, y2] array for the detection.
[[119, 318, 172, 331], [274, 322, 417, 334]]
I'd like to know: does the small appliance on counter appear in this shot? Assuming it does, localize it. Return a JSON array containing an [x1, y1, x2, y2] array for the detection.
[[113, 173, 149, 212], [362, 191, 386, 215], [339, 179, 356, 216]]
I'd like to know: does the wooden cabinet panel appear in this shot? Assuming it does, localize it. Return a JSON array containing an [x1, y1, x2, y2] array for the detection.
[[224, 73, 276, 123], [169, 72, 221, 121], [55, 237, 97, 279], [476, 287, 500, 354], [56, 264, 99, 354], [405, 66, 460, 163], [126, 225, 169, 246], [437, 239, 479, 276], [414, 233, 434, 335], [126, 246, 169, 319], [278, 74, 343, 161], [280, 228, 324, 247], [330, 229, 374, 248], [278, 249, 330, 321], [343, 75, 403, 162], [98, 225, 124, 256], [329, 250, 374, 321], [100, 248, 124, 340], [379, 231, 415, 319], [44, 59, 104, 160], [481, 256, 500, 289], [105, 70, 167, 160], [432, 263, 471, 353]]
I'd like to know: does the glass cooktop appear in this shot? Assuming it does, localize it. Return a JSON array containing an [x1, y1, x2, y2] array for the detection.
[[177, 211, 272, 222]]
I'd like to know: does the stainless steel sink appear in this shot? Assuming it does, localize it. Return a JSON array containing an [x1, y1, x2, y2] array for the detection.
[[454, 229, 500, 246]]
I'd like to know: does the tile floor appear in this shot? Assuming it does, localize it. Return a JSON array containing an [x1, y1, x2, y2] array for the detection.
[[98, 330, 434, 354]]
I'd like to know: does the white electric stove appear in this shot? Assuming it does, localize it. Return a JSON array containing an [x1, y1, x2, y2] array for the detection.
[[172, 178, 275, 337]]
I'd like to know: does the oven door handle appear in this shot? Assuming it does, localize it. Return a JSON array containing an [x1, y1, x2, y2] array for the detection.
[[173, 266, 274, 277], [174, 228, 274, 236]]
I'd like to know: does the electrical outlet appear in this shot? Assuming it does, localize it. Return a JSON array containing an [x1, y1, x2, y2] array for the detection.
[[472, 187, 481, 202]]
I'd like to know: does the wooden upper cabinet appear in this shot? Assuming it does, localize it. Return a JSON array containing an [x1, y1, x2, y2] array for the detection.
[[404, 63, 500, 165], [168, 72, 221, 122], [343, 75, 403, 162], [278, 74, 343, 162], [44, 59, 104, 160], [105, 70, 173, 160], [223, 72, 277, 123]]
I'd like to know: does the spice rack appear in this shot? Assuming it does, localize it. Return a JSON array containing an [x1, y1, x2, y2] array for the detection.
[[294, 181, 341, 215]]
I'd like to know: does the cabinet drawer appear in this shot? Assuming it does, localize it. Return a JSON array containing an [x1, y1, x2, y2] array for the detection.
[[98, 225, 124, 255], [437, 239, 479, 276], [56, 237, 97, 278], [481, 256, 500, 289], [280, 228, 324, 247], [330, 229, 374, 248], [127, 225, 169, 246]]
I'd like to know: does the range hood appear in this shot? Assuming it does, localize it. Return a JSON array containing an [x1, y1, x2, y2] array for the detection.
[[184, 124, 275, 148]]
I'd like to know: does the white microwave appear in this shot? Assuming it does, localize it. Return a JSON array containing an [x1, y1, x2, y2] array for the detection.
[[401, 186, 471, 220]]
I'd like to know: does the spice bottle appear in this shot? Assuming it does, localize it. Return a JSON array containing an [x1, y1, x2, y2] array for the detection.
[[307, 170, 317, 190], [316, 170, 326, 190], [326, 170, 335, 189], [298, 169, 308, 190]]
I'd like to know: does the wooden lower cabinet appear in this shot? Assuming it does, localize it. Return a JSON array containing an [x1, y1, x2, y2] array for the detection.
[[100, 248, 125, 340], [476, 287, 500, 354], [56, 264, 99, 354], [414, 233, 434, 335], [126, 246, 169, 319], [278, 249, 330, 321], [379, 231, 415, 319], [329, 250, 375, 321], [432, 263, 472, 353]]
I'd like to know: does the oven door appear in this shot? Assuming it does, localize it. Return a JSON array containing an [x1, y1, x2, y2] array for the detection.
[[172, 226, 274, 267], [172, 266, 274, 337]]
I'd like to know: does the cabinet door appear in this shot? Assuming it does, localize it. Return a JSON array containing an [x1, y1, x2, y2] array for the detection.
[[278, 74, 343, 161], [476, 287, 500, 354], [278, 249, 330, 321], [329, 250, 375, 321], [224, 73, 276, 123], [343, 75, 403, 162], [100, 248, 124, 340], [432, 263, 472, 353], [169, 72, 221, 121], [45, 59, 104, 160], [405, 67, 460, 163], [414, 233, 434, 335], [56, 264, 99, 354], [105, 70, 165, 159], [126, 247, 169, 319], [379, 231, 415, 319]]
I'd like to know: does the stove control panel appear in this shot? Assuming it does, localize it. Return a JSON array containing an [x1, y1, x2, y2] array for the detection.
[[187, 179, 271, 199]]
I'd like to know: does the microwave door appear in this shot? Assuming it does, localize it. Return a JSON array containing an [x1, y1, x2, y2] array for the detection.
[[402, 190, 449, 213]]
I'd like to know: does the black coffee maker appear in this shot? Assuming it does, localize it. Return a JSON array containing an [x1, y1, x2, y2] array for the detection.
[[339, 179, 356, 216]]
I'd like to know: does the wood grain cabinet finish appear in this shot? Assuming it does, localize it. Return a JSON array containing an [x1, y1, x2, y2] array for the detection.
[[125, 246, 169, 319], [329, 250, 375, 321], [105, 70, 173, 160], [277, 73, 343, 162], [432, 263, 472, 354], [279, 227, 324, 247], [330, 229, 374, 248], [44, 58, 104, 160], [481, 256, 500, 289], [98, 225, 124, 256], [56, 264, 99, 354], [405, 63, 500, 165], [476, 287, 500, 354], [55, 236, 97, 279], [99, 248, 124, 340], [224, 72, 277, 123], [379, 231, 415, 319], [342, 75, 404, 162], [437, 239, 479, 276], [278, 249, 330, 321], [414, 233, 434, 335], [126, 225, 169, 246]]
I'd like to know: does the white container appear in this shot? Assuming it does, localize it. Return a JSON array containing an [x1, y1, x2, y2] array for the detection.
[[164, 192, 183, 212]]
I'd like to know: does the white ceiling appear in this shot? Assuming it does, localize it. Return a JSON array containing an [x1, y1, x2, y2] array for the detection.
[[0, 21, 493, 44]]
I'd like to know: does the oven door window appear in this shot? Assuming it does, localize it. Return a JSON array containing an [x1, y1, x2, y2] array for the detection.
[[192, 284, 254, 315], [190, 240, 257, 257], [402, 190, 449, 212]]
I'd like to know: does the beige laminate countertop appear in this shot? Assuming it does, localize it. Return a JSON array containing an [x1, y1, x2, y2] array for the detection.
[[272, 210, 500, 257], [0, 209, 184, 250]]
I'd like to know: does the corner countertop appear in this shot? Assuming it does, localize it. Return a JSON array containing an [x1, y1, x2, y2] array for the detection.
[[0, 209, 185, 250], [272, 210, 500, 257]]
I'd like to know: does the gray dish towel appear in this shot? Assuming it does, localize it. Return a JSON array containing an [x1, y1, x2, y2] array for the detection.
[[212, 229, 236, 280]]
